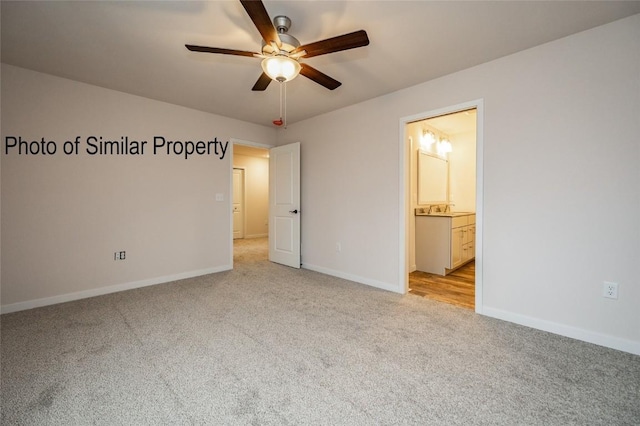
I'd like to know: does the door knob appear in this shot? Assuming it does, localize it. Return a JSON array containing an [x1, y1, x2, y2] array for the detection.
[[289, 209, 299, 214]]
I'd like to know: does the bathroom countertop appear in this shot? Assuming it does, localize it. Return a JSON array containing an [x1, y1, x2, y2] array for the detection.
[[415, 210, 475, 217]]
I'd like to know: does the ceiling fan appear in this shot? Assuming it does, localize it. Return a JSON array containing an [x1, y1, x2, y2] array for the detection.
[[185, 0, 369, 91]]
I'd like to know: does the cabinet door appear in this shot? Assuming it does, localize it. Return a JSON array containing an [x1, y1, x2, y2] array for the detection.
[[451, 227, 463, 268], [461, 227, 470, 245], [462, 242, 473, 263], [462, 225, 476, 262]]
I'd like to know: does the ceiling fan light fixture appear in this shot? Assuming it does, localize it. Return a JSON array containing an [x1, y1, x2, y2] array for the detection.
[[261, 55, 301, 82], [185, 2, 370, 92]]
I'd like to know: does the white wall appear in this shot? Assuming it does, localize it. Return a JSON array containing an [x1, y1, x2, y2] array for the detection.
[[233, 154, 269, 238], [449, 130, 476, 213], [278, 15, 640, 354], [1, 64, 276, 311]]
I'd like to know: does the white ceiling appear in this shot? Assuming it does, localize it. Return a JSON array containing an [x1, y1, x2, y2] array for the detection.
[[2, 1, 639, 127]]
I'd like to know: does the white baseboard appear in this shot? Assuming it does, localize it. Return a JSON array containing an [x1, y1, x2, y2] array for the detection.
[[297, 264, 640, 355], [482, 306, 640, 356], [302, 263, 402, 294], [6, 265, 636, 357], [245, 233, 268, 239], [0, 265, 232, 314]]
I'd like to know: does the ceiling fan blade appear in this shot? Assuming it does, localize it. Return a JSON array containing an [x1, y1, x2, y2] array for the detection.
[[292, 30, 369, 59], [239, 0, 281, 49], [252, 72, 272, 91], [299, 63, 341, 90], [185, 45, 256, 57]]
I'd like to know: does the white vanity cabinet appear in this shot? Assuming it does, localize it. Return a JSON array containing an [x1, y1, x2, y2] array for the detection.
[[455, 214, 475, 268], [415, 213, 475, 275]]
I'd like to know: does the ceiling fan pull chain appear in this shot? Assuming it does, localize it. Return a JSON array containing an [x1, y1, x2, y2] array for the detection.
[[279, 81, 283, 121], [284, 81, 287, 129], [272, 82, 284, 127]]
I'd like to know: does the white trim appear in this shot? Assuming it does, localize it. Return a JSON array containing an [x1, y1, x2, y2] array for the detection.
[[303, 263, 401, 294], [399, 119, 409, 295], [483, 307, 640, 356], [232, 166, 247, 239], [229, 143, 235, 268], [399, 99, 484, 312], [0, 265, 231, 314], [474, 102, 484, 313]]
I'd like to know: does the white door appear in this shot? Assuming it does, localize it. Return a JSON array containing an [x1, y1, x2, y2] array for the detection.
[[269, 142, 300, 268], [232, 168, 245, 239]]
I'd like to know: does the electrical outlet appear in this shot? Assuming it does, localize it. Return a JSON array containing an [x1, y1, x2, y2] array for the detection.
[[603, 282, 618, 299], [114, 251, 126, 261], [336, 242, 341, 252]]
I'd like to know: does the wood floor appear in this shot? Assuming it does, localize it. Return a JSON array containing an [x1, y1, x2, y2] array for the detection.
[[409, 261, 475, 309]]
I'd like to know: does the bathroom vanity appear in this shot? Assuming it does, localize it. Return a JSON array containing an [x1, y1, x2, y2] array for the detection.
[[415, 211, 475, 275]]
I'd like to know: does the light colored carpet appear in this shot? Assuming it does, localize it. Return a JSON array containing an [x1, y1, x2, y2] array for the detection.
[[2, 237, 639, 425]]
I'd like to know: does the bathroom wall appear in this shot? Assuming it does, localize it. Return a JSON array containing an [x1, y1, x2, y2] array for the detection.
[[449, 129, 476, 213]]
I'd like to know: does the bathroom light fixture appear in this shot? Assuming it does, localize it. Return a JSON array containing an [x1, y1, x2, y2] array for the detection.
[[438, 137, 453, 154], [420, 129, 436, 150], [261, 55, 301, 83]]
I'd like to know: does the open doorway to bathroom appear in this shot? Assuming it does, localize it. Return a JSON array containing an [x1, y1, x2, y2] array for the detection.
[[406, 108, 478, 309]]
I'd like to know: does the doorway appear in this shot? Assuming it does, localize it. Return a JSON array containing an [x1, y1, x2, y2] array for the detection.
[[231, 141, 302, 269], [400, 100, 484, 313], [231, 142, 271, 265]]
